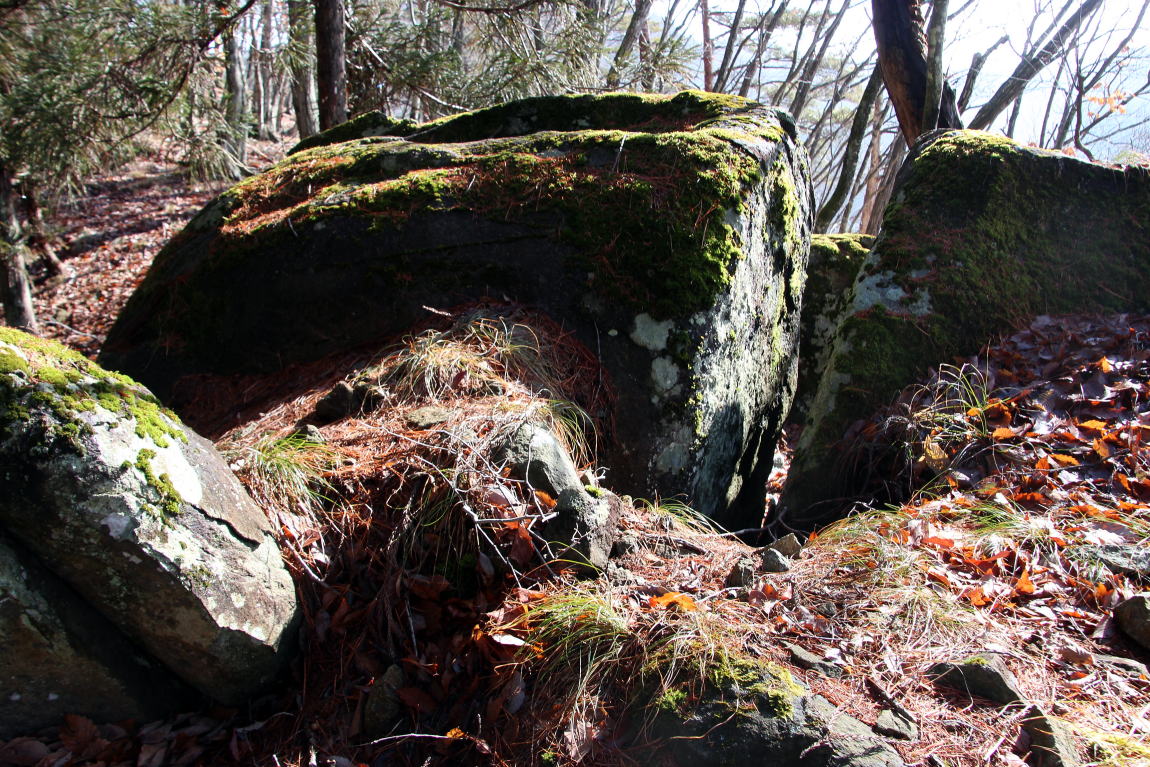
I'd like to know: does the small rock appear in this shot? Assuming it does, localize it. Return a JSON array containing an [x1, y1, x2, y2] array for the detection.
[[1021, 705, 1080, 767], [785, 642, 842, 678], [363, 664, 405, 737], [725, 557, 758, 588], [612, 533, 641, 557], [874, 710, 918, 741], [545, 488, 623, 571], [766, 533, 802, 558], [928, 653, 1023, 705], [298, 424, 326, 443], [761, 548, 792, 573], [1084, 546, 1150, 579], [354, 383, 389, 411], [1115, 594, 1150, 651], [313, 381, 356, 424], [405, 406, 451, 430], [1095, 653, 1149, 678], [495, 424, 583, 499]]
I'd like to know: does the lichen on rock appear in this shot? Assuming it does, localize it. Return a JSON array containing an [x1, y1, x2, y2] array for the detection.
[[102, 90, 813, 527], [781, 129, 1150, 528], [0, 328, 299, 705]]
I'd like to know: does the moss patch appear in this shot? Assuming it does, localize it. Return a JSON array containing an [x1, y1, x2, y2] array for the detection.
[[784, 131, 1150, 524], [0, 328, 185, 449], [186, 91, 784, 321], [126, 448, 183, 519]]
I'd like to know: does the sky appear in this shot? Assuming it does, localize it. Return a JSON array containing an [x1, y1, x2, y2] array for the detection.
[[696, 0, 1150, 156]]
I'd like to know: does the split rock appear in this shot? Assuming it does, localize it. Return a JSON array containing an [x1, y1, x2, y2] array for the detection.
[[101, 90, 813, 529], [0, 329, 299, 704], [0, 532, 192, 737], [783, 130, 1150, 528]]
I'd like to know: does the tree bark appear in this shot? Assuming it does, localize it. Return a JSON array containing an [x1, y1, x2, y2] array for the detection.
[[700, 0, 714, 91], [967, 0, 1103, 130], [315, 0, 348, 130], [18, 180, 63, 277], [921, 0, 949, 131], [288, 0, 319, 138], [606, 0, 654, 90], [816, 64, 883, 231], [222, 25, 248, 178], [872, 0, 961, 144], [0, 164, 38, 332]]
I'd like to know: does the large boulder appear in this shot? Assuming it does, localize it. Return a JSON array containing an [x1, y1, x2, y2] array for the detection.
[[793, 233, 872, 422], [0, 329, 299, 705], [0, 531, 192, 737], [782, 130, 1150, 528], [101, 91, 813, 527]]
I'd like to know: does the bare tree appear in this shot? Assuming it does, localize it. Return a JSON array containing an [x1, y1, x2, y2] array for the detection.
[[315, 0, 348, 129]]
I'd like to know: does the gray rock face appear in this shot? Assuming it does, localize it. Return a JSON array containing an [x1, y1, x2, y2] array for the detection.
[[496, 424, 621, 568], [782, 130, 1150, 529], [1115, 594, 1150, 651], [0, 329, 299, 706], [0, 532, 192, 737], [100, 90, 813, 529], [928, 653, 1023, 705], [654, 671, 904, 767]]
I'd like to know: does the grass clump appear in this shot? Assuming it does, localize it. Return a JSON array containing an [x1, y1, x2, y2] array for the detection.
[[226, 431, 337, 516]]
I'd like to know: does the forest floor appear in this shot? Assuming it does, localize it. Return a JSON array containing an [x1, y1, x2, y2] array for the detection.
[[6, 158, 1150, 767]]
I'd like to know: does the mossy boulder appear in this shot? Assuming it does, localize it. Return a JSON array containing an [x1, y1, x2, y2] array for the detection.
[[101, 91, 813, 527], [652, 665, 903, 766], [781, 130, 1150, 528], [0, 329, 299, 705], [0, 531, 193, 737], [793, 233, 873, 422]]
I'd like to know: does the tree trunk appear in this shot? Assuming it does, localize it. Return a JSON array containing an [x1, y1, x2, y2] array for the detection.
[[315, 0, 348, 130], [872, 0, 961, 145], [606, 0, 654, 90], [789, 0, 850, 118], [18, 180, 64, 278], [255, 0, 278, 141], [0, 164, 38, 332], [222, 25, 248, 179], [957, 35, 1007, 112], [712, 0, 747, 94], [816, 64, 884, 231], [739, 3, 786, 98], [288, 0, 319, 138], [921, 0, 949, 131], [700, 0, 714, 91]]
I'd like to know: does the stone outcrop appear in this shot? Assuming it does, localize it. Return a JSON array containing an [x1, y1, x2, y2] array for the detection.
[[0, 329, 299, 707], [495, 423, 621, 569], [652, 663, 904, 767], [0, 532, 192, 737], [101, 91, 813, 528], [782, 130, 1150, 527], [793, 233, 872, 421]]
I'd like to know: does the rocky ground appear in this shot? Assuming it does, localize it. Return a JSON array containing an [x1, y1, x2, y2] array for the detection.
[[4, 160, 1149, 767]]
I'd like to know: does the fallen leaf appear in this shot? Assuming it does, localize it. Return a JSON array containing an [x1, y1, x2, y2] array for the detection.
[[648, 592, 698, 612]]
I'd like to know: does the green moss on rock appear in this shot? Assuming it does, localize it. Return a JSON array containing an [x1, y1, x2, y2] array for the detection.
[[126, 448, 183, 519], [0, 328, 185, 449], [783, 130, 1150, 526]]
